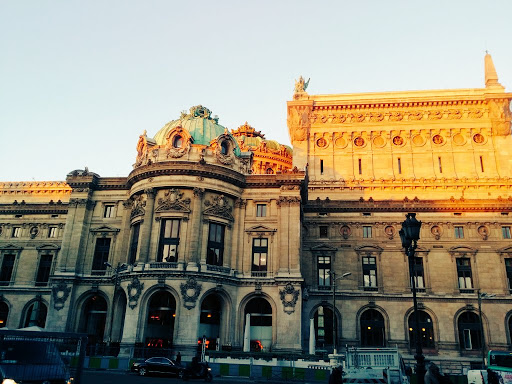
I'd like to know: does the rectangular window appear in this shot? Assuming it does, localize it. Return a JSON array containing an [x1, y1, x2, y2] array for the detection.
[[320, 159, 324, 175], [128, 222, 140, 264], [363, 226, 372, 238], [410, 257, 425, 289], [318, 256, 331, 288], [457, 258, 473, 290], [480, 156, 484, 172], [319, 226, 328, 238], [48, 226, 57, 238], [503, 226, 511, 239], [0, 254, 15, 286], [104, 204, 115, 218], [35, 254, 53, 286], [455, 226, 464, 239], [362, 256, 377, 290], [92, 238, 111, 274], [157, 219, 180, 262], [11, 227, 21, 238], [397, 157, 402, 174], [206, 223, 225, 266], [256, 204, 267, 217], [251, 238, 268, 276], [358, 159, 362, 175], [505, 258, 512, 292], [438, 157, 443, 173]]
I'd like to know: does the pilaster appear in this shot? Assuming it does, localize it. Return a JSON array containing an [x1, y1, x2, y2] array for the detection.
[[187, 187, 204, 271], [137, 188, 156, 263]]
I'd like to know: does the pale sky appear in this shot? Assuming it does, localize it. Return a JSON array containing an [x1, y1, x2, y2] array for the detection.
[[1, 0, 511, 182]]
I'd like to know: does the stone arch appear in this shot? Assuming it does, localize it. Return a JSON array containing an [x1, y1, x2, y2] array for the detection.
[[110, 288, 127, 344], [505, 310, 512, 346], [308, 302, 341, 351], [404, 306, 439, 346], [404, 308, 436, 350], [454, 307, 483, 351], [75, 291, 109, 347], [19, 297, 49, 329], [238, 293, 278, 352], [138, 286, 179, 348], [72, 290, 109, 332], [199, 287, 233, 347], [356, 305, 389, 347], [197, 288, 233, 351], [0, 299, 9, 328]]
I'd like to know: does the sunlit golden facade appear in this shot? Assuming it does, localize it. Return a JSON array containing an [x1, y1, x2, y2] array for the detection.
[[291, 55, 512, 371]]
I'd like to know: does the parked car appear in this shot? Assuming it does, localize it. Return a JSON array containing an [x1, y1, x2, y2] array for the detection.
[[132, 357, 185, 378], [0, 339, 73, 384]]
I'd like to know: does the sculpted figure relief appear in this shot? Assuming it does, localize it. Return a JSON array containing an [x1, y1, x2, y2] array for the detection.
[[294, 76, 310, 93]]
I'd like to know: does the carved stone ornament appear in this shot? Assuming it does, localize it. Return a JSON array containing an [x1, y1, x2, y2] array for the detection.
[[156, 189, 191, 213], [384, 225, 396, 240], [287, 105, 311, 143], [52, 282, 71, 311], [180, 277, 202, 310], [29, 226, 39, 239], [130, 194, 146, 220], [213, 134, 236, 165], [203, 195, 234, 221], [135, 134, 149, 168], [166, 126, 192, 158], [279, 283, 300, 315], [477, 225, 489, 240], [340, 225, 351, 240], [127, 277, 144, 309], [431, 225, 442, 240]]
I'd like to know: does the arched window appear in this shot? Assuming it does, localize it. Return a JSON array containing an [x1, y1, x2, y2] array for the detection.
[[145, 291, 176, 349], [79, 295, 107, 346], [314, 305, 335, 349], [0, 302, 8, 328], [360, 309, 385, 347], [408, 310, 435, 349], [458, 311, 482, 350], [173, 135, 183, 148], [24, 301, 47, 328], [199, 294, 223, 351], [220, 141, 229, 155], [245, 298, 272, 352]]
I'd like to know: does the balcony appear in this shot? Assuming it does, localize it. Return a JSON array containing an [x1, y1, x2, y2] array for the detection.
[[251, 271, 270, 278], [205, 265, 231, 274], [149, 262, 179, 270]]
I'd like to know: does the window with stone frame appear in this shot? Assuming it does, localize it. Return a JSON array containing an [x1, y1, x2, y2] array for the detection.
[[256, 204, 267, 217], [410, 256, 425, 290], [0, 254, 16, 286], [362, 256, 378, 291], [456, 258, 473, 291], [11, 227, 21, 238], [319, 226, 328, 238], [458, 311, 482, 350], [251, 238, 268, 276], [128, 222, 141, 264], [35, 254, 53, 286], [206, 222, 225, 266], [505, 258, 512, 293], [48, 226, 57, 238], [363, 226, 372, 238], [503, 226, 512, 239], [317, 255, 331, 289], [103, 204, 115, 218], [91, 238, 111, 275], [157, 219, 180, 262], [455, 226, 464, 239]]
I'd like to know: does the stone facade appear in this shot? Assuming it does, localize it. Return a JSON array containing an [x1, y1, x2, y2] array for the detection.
[[0, 55, 511, 371]]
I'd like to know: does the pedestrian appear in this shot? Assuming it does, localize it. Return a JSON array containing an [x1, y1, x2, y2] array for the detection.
[[176, 351, 182, 365], [329, 366, 343, 384], [425, 363, 441, 384]]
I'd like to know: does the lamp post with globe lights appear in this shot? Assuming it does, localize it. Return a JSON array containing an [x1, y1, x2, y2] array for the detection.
[[330, 271, 352, 354], [399, 213, 425, 384]]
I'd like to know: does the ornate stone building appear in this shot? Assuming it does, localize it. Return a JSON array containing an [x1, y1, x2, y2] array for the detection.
[[292, 55, 512, 370], [0, 54, 511, 370]]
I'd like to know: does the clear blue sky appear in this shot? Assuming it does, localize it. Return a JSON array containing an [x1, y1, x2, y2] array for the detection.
[[1, 0, 511, 181]]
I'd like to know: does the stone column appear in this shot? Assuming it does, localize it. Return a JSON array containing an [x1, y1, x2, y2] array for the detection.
[[187, 188, 204, 271], [118, 199, 133, 264], [277, 197, 290, 274], [137, 188, 156, 264]]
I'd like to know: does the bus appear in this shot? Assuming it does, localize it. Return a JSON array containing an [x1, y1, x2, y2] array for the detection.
[[488, 350, 512, 384]]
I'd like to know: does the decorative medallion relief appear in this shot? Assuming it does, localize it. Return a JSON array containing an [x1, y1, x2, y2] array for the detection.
[[392, 136, 404, 146], [412, 135, 426, 147], [473, 133, 486, 144], [316, 137, 328, 149], [432, 135, 445, 145], [203, 195, 234, 221], [431, 225, 442, 240], [354, 137, 365, 147], [279, 283, 300, 315], [384, 225, 396, 240], [180, 277, 202, 310], [156, 189, 191, 213], [340, 225, 351, 239], [29, 226, 39, 239], [52, 282, 71, 311], [334, 136, 348, 149], [127, 277, 144, 309], [452, 133, 466, 146], [372, 136, 386, 148], [477, 225, 489, 240], [130, 195, 146, 220]]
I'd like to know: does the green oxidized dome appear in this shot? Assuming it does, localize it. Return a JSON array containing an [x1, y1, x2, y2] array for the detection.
[[153, 105, 241, 156]]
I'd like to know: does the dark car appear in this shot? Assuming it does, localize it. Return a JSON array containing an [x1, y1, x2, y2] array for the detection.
[[132, 357, 185, 378], [0, 339, 73, 384]]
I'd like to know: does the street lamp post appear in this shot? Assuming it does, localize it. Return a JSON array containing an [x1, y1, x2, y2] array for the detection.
[[399, 213, 425, 384], [478, 289, 496, 368], [331, 271, 351, 354]]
